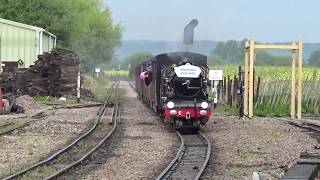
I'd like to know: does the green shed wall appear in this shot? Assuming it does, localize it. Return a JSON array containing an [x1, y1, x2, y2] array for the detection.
[[0, 22, 38, 68], [42, 33, 50, 53], [0, 18, 56, 70]]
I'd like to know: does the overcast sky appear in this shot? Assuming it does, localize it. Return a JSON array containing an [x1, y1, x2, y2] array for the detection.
[[104, 0, 320, 42]]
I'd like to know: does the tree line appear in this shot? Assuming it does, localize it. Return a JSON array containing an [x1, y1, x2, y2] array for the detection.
[[210, 40, 320, 66], [0, 0, 122, 72]]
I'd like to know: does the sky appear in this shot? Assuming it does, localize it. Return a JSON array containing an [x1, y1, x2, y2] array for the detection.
[[104, 0, 320, 43]]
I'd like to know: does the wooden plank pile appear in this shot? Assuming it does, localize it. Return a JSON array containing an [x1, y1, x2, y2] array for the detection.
[[0, 62, 18, 92], [1, 48, 80, 97]]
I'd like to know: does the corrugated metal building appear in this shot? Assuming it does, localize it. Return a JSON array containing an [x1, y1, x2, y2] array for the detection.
[[0, 18, 56, 69]]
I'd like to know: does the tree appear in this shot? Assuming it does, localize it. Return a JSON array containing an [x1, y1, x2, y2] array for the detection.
[[210, 40, 244, 64], [209, 39, 291, 66], [0, 0, 122, 72], [122, 52, 153, 77], [0, 0, 74, 46], [255, 51, 291, 66], [309, 49, 320, 66]]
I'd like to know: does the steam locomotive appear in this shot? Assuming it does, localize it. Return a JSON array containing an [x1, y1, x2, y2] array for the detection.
[[135, 52, 212, 129]]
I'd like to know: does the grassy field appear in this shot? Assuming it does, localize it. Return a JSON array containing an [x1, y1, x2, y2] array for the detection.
[[104, 70, 129, 80], [210, 65, 320, 81], [210, 65, 320, 117]]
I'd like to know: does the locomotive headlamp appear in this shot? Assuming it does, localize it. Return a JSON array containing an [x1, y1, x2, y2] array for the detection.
[[167, 101, 175, 109], [201, 102, 209, 109]]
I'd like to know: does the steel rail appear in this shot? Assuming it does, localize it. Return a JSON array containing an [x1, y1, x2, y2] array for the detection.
[[2, 81, 118, 180], [156, 131, 211, 180], [129, 78, 211, 179], [128, 80, 136, 91], [0, 112, 47, 137], [45, 81, 120, 179], [195, 131, 212, 180], [156, 131, 185, 180]]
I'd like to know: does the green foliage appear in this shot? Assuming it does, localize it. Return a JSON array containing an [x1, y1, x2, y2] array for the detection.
[[210, 40, 244, 65], [210, 39, 293, 66], [254, 96, 317, 117], [0, 0, 122, 72], [122, 52, 153, 77], [104, 70, 129, 80], [210, 65, 320, 81], [33, 96, 56, 103], [309, 49, 320, 66], [83, 74, 109, 100], [105, 58, 122, 70], [255, 51, 291, 66], [212, 65, 320, 117], [254, 96, 290, 117]]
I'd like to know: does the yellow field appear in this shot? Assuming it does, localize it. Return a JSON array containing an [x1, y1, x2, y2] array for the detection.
[[104, 70, 129, 78], [210, 65, 320, 81]]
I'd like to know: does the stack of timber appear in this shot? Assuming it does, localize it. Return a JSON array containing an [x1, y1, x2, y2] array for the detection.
[[1, 48, 80, 97], [23, 48, 80, 96], [0, 62, 19, 92]]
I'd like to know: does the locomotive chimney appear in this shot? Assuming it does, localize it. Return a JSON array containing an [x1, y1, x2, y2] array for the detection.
[[183, 19, 199, 52]]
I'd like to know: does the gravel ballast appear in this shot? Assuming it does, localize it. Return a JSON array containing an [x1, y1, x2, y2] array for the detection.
[[0, 106, 100, 177], [201, 115, 320, 179], [84, 81, 178, 180]]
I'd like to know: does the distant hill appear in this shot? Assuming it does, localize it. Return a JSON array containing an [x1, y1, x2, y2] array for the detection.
[[115, 40, 320, 63], [115, 40, 217, 60]]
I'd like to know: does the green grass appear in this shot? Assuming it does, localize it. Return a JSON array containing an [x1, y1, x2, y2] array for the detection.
[[83, 75, 109, 99], [33, 96, 56, 103], [210, 65, 320, 81], [254, 96, 318, 117], [213, 105, 239, 116], [33, 96, 78, 105], [213, 95, 319, 117], [209, 65, 320, 117], [104, 70, 129, 80]]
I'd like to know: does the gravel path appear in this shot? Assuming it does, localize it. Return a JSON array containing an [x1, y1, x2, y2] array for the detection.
[[0, 106, 100, 177], [201, 115, 320, 179], [83, 81, 178, 180]]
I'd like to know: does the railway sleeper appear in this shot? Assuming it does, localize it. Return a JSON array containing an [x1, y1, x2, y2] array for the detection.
[[281, 153, 320, 180], [280, 164, 320, 180]]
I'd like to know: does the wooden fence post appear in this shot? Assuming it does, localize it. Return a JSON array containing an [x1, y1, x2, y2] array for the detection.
[[297, 40, 303, 119], [244, 41, 250, 116], [255, 77, 261, 102], [248, 39, 255, 118]]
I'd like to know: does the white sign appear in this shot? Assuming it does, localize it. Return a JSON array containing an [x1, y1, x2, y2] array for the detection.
[[209, 70, 223, 80], [174, 63, 201, 78], [95, 68, 100, 73]]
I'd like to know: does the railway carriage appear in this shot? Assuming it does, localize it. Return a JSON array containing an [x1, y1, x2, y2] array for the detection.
[[136, 52, 212, 129]]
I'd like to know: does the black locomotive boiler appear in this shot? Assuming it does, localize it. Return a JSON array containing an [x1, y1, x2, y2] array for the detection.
[[135, 52, 212, 129]]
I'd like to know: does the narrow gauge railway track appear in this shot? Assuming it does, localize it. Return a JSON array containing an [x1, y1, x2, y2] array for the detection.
[[50, 103, 104, 109], [128, 80, 135, 91], [286, 120, 320, 133], [128, 79, 211, 179], [0, 120, 31, 136], [281, 120, 320, 180], [0, 111, 50, 136], [156, 131, 211, 180], [2, 81, 120, 180]]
